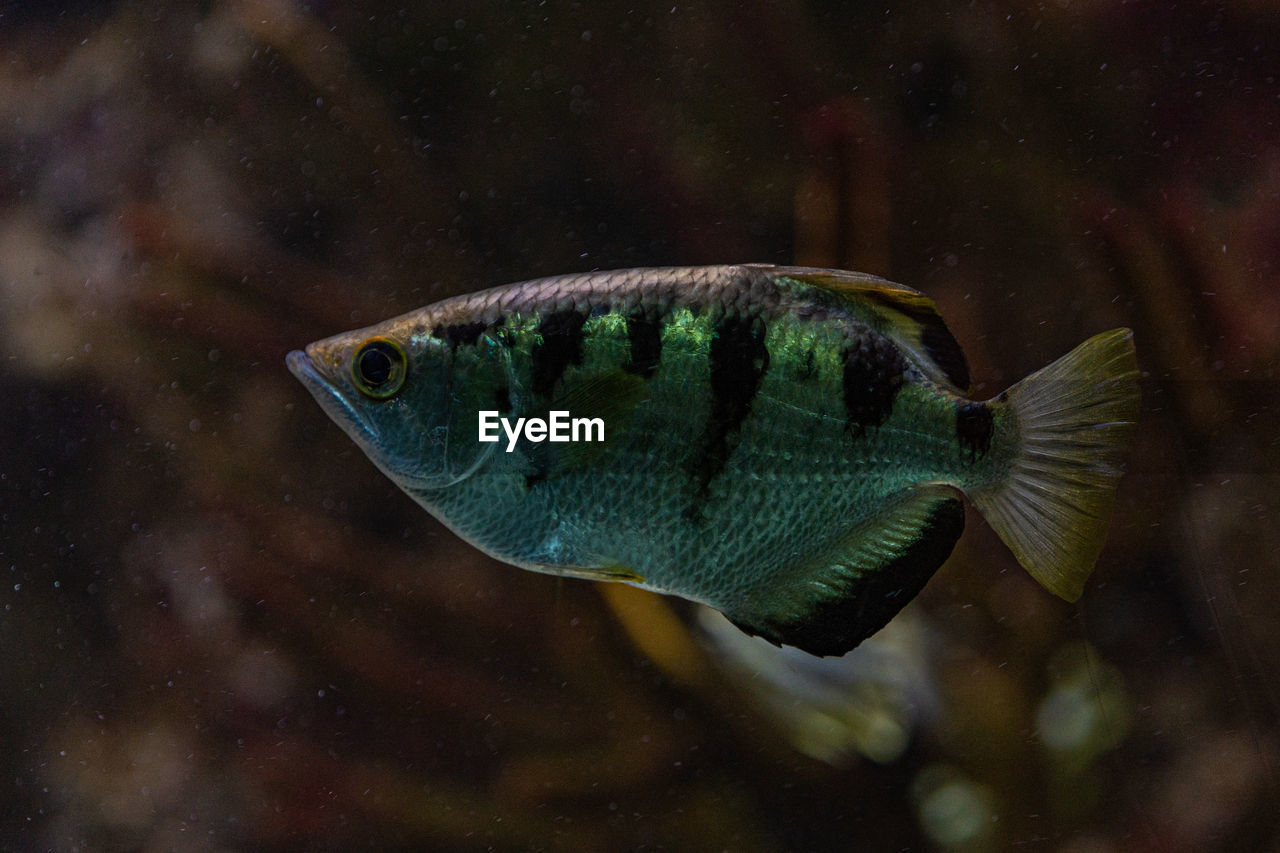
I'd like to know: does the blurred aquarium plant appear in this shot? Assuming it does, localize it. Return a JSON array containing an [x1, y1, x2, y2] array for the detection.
[[1, 0, 1278, 850]]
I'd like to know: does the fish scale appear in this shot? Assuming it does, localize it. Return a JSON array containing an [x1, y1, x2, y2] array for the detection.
[[289, 264, 1140, 656]]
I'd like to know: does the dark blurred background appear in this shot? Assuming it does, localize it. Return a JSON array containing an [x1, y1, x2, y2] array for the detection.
[[1, 1, 1278, 850]]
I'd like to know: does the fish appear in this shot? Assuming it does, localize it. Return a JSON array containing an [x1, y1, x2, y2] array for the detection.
[[287, 264, 1140, 657]]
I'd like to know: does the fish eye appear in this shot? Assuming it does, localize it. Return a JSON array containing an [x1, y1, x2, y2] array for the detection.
[[352, 337, 407, 399]]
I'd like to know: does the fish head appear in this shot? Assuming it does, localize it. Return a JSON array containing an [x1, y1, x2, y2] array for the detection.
[[287, 318, 509, 491]]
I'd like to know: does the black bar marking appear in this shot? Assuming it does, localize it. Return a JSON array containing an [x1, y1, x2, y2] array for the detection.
[[493, 384, 512, 413], [685, 313, 769, 519], [841, 334, 905, 438], [862, 289, 971, 391], [433, 321, 489, 348], [622, 309, 663, 378], [531, 308, 588, 398], [921, 322, 971, 390], [956, 401, 993, 460]]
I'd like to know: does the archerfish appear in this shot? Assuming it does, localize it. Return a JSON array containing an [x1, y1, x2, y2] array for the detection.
[[287, 265, 1140, 656]]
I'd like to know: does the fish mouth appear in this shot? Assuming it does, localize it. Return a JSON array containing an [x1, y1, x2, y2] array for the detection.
[[286, 348, 375, 446]]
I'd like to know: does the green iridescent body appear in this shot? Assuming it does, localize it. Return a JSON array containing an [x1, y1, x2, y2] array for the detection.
[[289, 265, 1139, 655], [424, 305, 1005, 596]]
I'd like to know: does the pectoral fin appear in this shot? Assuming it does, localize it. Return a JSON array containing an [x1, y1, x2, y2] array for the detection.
[[542, 562, 647, 584], [724, 487, 965, 657]]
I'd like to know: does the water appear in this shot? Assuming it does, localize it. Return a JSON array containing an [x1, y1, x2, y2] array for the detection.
[[1, 2, 1277, 849]]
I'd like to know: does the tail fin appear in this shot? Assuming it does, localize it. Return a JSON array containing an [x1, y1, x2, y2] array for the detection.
[[970, 329, 1140, 601]]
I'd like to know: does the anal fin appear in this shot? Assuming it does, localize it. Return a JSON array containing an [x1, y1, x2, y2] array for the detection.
[[726, 487, 965, 657]]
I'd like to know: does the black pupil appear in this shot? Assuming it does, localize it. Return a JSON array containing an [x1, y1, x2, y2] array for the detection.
[[359, 343, 396, 385]]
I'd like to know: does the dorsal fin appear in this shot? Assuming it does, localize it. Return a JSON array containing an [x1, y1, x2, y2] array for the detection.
[[723, 486, 964, 656], [762, 266, 972, 392]]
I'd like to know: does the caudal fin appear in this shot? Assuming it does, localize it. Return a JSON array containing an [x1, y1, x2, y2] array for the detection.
[[969, 329, 1140, 601]]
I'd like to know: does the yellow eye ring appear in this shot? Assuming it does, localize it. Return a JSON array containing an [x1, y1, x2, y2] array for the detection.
[[351, 337, 407, 399]]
